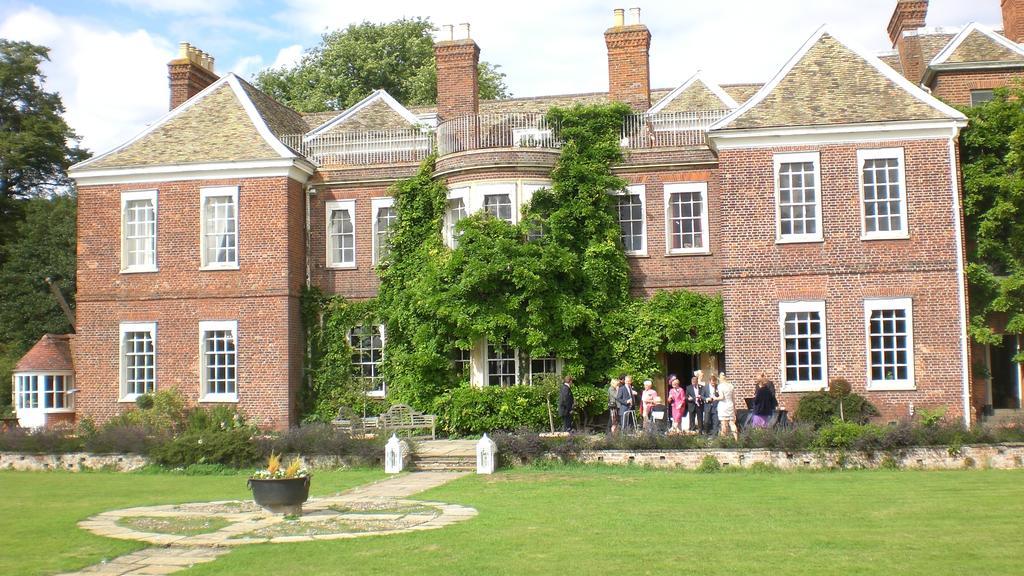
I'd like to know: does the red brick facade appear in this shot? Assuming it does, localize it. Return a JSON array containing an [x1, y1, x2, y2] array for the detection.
[[73, 176, 305, 429], [930, 68, 1024, 107]]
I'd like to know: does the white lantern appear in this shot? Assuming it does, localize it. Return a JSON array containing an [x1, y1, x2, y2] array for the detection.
[[384, 434, 407, 474], [476, 433, 497, 474]]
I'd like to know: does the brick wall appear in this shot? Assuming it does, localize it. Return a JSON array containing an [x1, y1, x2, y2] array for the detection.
[[74, 176, 305, 429], [604, 24, 651, 111], [717, 138, 967, 422], [930, 67, 1024, 107]]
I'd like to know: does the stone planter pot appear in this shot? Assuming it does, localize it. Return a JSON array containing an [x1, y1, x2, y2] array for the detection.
[[247, 476, 311, 515]]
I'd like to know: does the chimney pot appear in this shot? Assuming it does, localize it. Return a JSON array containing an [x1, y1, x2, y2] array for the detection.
[[441, 24, 454, 41], [458, 23, 471, 39], [168, 42, 218, 110], [434, 26, 480, 120], [613, 8, 624, 27], [178, 42, 190, 59], [627, 7, 641, 25]]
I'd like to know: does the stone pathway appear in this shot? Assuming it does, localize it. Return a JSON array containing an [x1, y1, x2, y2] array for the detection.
[[58, 472, 472, 576]]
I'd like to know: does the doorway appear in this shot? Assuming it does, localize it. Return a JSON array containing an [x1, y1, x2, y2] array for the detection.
[[989, 335, 1022, 409]]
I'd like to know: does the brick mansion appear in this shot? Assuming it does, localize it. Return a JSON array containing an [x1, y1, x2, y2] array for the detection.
[[12, 1, 1024, 429]]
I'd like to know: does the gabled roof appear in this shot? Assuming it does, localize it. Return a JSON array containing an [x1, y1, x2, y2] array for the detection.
[[711, 26, 965, 132], [15, 334, 73, 372], [72, 74, 301, 171], [721, 83, 763, 104], [930, 23, 1024, 66], [648, 71, 739, 114], [305, 90, 422, 139]]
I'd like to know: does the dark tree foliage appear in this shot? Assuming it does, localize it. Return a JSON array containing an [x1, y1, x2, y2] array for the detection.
[[254, 18, 510, 112], [959, 86, 1024, 357], [0, 40, 87, 238]]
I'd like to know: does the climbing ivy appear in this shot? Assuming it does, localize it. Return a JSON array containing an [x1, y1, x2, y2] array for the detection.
[[302, 103, 725, 418]]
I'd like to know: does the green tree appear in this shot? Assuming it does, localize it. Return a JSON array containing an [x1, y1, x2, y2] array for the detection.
[[0, 40, 87, 239], [960, 86, 1024, 358], [254, 18, 510, 112], [0, 195, 76, 412]]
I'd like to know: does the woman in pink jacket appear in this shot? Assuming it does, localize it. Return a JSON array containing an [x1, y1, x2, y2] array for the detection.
[[667, 376, 686, 433]]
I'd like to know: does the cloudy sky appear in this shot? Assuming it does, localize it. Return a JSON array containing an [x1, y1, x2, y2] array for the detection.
[[0, 0, 1001, 155]]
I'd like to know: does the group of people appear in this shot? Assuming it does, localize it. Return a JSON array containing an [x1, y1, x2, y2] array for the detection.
[[606, 370, 780, 440]]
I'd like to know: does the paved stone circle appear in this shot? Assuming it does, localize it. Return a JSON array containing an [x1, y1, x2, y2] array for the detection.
[[59, 472, 473, 576]]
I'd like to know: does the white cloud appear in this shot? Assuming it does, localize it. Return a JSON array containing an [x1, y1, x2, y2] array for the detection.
[[0, 5, 174, 155], [271, 44, 304, 69], [275, 0, 1002, 96], [230, 55, 264, 78]]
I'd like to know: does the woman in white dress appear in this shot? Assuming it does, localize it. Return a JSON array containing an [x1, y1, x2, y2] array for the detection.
[[715, 372, 739, 441]]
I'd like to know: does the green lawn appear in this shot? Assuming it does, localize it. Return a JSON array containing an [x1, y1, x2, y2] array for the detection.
[[2, 467, 1021, 575], [0, 468, 383, 575]]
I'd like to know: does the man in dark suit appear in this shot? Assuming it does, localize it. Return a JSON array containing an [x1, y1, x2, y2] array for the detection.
[[558, 375, 575, 432], [685, 374, 705, 433]]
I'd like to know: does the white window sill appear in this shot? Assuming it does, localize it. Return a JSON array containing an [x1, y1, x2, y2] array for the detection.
[[39, 408, 76, 414], [199, 394, 239, 403], [326, 263, 357, 270], [625, 251, 648, 258], [200, 264, 240, 271], [776, 237, 825, 245], [667, 249, 710, 256], [119, 394, 152, 403], [121, 266, 158, 274], [861, 232, 910, 241], [867, 381, 916, 391], [781, 382, 828, 393], [365, 390, 386, 398]]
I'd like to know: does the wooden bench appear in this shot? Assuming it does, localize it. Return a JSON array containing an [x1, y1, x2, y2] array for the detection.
[[331, 406, 379, 436], [377, 404, 437, 440]]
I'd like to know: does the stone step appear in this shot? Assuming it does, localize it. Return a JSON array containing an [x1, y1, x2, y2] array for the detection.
[[411, 456, 476, 472], [986, 409, 1022, 426]]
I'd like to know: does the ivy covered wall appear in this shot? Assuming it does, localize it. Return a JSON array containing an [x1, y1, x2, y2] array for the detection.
[[302, 103, 724, 421]]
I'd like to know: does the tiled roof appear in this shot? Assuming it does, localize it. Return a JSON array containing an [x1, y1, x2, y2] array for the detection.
[[919, 33, 957, 65], [653, 81, 733, 113], [717, 31, 958, 131], [942, 28, 1024, 64], [877, 52, 903, 74], [721, 83, 762, 104], [237, 77, 310, 137], [301, 111, 337, 128], [77, 75, 297, 170], [15, 334, 73, 372]]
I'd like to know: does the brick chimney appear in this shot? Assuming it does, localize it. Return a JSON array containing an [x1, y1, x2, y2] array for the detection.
[[887, 0, 929, 83], [168, 42, 218, 110], [605, 7, 651, 111], [434, 23, 480, 121], [1003, 0, 1024, 43]]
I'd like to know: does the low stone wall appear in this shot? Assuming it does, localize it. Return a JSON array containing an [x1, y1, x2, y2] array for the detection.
[[0, 452, 372, 472], [575, 443, 1024, 470], [0, 452, 150, 472]]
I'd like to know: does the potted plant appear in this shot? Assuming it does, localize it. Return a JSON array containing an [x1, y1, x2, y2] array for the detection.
[[247, 453, 311, 515]]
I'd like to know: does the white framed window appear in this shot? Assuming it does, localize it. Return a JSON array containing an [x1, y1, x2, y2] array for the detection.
[[528, 355, 560, 384], [865, 298, 916, 390], [774, 152, 823, 243], [478, 183, 516, 224], [665, 182, 709, 254], [611, 185, 647, 255], [452, 348, 471, 379], [326, 200, 356, 268], [779, 301, 828, 391], [445, 187, 469, 249], [486, 341, 519, 387], [121, 190, 157, 273], [15, 374, 39, 410], [351, 324, 385, 396], [372, 198, 396, 265], [522, 183, 547, 241], [858, 148, 908, 240], [120, 322, 156, 400], [200, 186, 239, 269], [200, 320, 238, 402]]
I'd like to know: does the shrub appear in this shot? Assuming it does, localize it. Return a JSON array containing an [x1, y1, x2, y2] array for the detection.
[[795, 390, 878, 427], [737, 424, 816, 451], [83, 423, 161, 454], [813, 420, 870, 450], [258, 424, 384, 466], [0, 426, 82, 453], [149, 427, 260, 468], [491, 429, 548, 466], [696, 455, 721, 473], [433, 382, 607, 436]]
